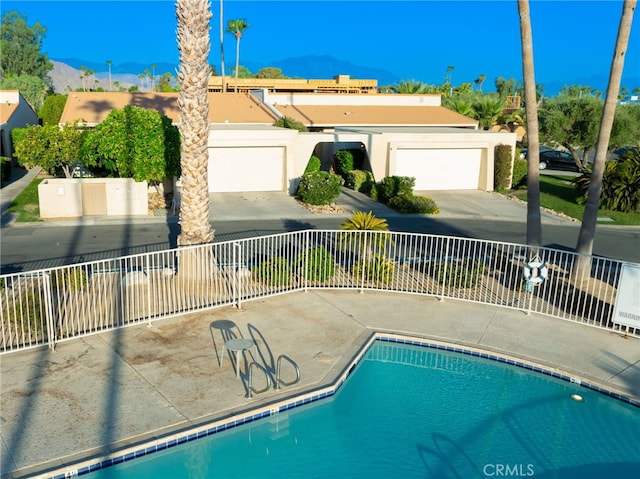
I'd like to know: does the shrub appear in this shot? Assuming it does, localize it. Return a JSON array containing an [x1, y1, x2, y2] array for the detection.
[[388, 194, 440, 214], [253, 257, 292, 287], [353, 254, 394, 284], [376, 176, 416, 204], [344, 169, 374, 193], [1, 284, 46, 343], [273, 116, 306, 132], [303, 155, 321, 174], [51, 267, 89, 292], [494, 144, 513, 191], [433, 259, 486, 288], [511, 159, 528, 188], [299, 246, 336, 282], [334, 149, 354, 178], [1, 156, 11, 183], [297, 171, 344, 205]]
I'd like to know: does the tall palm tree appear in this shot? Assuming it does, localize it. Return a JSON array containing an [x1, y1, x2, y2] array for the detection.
[[227, 18, 250, 92], [219, 0, 227, 92], [517, 0, 542, 247], [106, 60, 112, 91], [574, 0, 636, 279], [446, 65, 455, 97], [176, 0, 214, 247]]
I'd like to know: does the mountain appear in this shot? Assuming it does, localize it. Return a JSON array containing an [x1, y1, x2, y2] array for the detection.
[[49, 54, 400, 92]]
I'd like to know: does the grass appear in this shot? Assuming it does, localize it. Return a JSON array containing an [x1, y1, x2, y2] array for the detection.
[[6, 178, 43, 222], [513, 175, 640, 226]]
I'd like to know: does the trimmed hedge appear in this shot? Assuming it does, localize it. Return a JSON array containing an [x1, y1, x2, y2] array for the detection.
[[299, 245, 336, 282], [388, 194, 440, 214], [303, 155, 321, 174], [253, 257, 292, 286], [494, 144, 513, 191], [297, 171, 344, 205], [512, 158, 528, 188], [374, 176, 416, 204], [345, 169, 374, 193]]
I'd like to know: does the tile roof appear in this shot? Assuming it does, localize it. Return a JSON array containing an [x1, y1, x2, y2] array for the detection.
[[274, 104, 477, 128], [59, 92, 279, 125], [0, 102, 19, 125]]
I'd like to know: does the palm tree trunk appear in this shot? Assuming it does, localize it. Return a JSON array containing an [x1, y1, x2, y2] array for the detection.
[[219, 0, 227, 93], [234, 33, 240, 93], [176, 0, 214, 247], [574, 0, 636, 281], [517, 0, 542, 247]]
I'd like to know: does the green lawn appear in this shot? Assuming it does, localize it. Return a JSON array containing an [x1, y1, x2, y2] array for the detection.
[[5, 178, 43, 222], [513, 175, 640, 226]]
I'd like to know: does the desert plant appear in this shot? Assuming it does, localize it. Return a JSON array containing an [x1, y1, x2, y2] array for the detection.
[[303, 155, 321, 174], [296, 171, 344, 205], [345, 169, 374, 193], [51, 267, 89, 292], [433, 259, 486, 288], [299, 245, 336, 282], [274, 116, 306, 132], [388, 194, 440, 214], [353, 254, 394, 284], [341, 210, 389, 232], [253, 256, 292, 287]]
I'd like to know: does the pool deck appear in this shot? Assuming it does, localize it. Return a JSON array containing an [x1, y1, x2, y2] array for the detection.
[[1, 290, 639, 478]]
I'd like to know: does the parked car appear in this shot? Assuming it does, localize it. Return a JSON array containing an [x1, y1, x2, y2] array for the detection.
[[538, 150, 580, 171]]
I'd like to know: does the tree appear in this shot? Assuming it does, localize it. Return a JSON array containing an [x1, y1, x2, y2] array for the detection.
[[106, 60, 113, 91], [446, 65, 455, 97], [80, 105, 180, 183], [219, 0, 227, 93], [176, 0, 214, 246], [392, 80, 433, 94], [471, 95, 504, 130], [227, 18, 250, 92], [474, 74, 486, 93], [256, 67, 287, 79], [13, 123, 85, 177], [38, 93, 67, 125], [0, 10, 53, 87], [574, 0, 636, 273], [0, 74, 45, 111], [495, 77, 517, 97], [518, 0, 542, 247]]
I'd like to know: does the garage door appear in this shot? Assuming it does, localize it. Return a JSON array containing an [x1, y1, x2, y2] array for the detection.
[[209, 147, 284, 192], [395, 148, 482, 190]]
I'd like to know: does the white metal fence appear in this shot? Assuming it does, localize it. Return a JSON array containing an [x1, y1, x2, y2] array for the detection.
[[1, 230, 637, 354]]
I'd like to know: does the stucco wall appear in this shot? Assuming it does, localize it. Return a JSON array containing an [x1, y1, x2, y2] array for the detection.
[[38, 178, 148, 218]]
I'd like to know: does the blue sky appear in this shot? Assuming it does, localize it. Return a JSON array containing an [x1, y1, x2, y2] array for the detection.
[[3, 0, 640, 92]]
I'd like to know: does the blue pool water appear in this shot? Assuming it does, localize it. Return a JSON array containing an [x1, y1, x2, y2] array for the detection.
[[85, 341, 640, 478]]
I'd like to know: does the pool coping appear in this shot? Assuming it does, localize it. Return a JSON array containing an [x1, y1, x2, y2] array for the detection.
[[24, 330, 640, 479]]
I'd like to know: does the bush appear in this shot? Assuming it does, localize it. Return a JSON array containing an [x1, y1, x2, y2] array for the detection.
[[388, 194, 440, 214], [51, 267, 89, 292], [494, 144, 513, 191], [303, 155, 321, 174], [334, 150, 354, 178], [1, 156, 12, 183], [345, 169, 374, 193], [353, 254, 394, 284], [299, 246, 336, 282], [253, 257, 292, 287], [375, 176, 416, 204], [1, 284, 46, 343], [273, 116, 306, 132], [297, 171, 344, 205], [511, 159, 528, 188], [433, 259, 485, 288]]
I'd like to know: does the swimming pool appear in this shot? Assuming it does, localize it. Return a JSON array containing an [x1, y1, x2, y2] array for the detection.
[[81, 339, 640, 478]]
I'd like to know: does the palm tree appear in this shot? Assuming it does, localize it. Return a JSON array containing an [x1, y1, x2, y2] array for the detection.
[[392, 80, 430, 94], [106, 60, 113, 91], [227, 18, 250, 92], [446, 65, 455, 97], [474, 74, 486, 93], [471, 95, 504, 130], [176, 0, 214, 247], [151, 63, 157, 91], [574, 0, 636, 280], [517, 0, 542, 247], [219, 0, 227, 92]]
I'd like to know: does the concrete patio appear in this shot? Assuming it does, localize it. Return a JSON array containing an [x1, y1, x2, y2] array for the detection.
[[1, 289, 638, 478]]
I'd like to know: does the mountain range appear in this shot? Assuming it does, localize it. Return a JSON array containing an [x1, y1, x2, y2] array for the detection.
[[49, 55, 402, 93], [49, 55, 638, 97]]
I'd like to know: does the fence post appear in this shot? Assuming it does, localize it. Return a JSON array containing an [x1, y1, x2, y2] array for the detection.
[[146, 254, 153, 326], [234, 242, 242, 310], [303, 230, 310, 292], [440, 238, 450, 300], [42, 272, 56, 351]]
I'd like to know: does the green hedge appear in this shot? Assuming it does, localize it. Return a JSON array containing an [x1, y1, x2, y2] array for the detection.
[[303, 155, 321, 174], [512, 158, 528, 188], [298, 245, 336, 282], [253, 257, 292, 286], [297, 171, 344, 205], [494, 144, 513, 191], [345, 169, 374, 193], [374, 176, 415, 204], [388, 194, 440, 214]]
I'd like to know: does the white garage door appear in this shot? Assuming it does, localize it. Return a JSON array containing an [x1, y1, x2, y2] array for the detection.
[[209, 147, 284, 192], [395, 148, 483, 190]]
